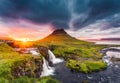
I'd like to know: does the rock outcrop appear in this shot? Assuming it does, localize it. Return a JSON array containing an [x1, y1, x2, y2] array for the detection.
[[11, 57, 43, 78], [38, 46, 53, 66]]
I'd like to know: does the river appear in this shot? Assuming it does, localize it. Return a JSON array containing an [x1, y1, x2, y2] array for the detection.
[[52, 47, 120, 83]]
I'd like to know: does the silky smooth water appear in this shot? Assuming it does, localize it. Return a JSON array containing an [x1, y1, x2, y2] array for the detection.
[[41, 57, 55, 77], [48, 50, 63, 64]]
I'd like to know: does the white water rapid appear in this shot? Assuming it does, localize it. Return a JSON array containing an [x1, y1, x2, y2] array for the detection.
[[102, 47, 120, 66]]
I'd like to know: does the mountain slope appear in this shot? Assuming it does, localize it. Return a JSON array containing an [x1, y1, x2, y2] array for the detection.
[[38, 29, 90, 45]]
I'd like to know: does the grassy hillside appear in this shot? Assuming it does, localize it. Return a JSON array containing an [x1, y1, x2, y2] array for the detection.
[[0, 43, 59, 83], [35, 29, 107, 73]]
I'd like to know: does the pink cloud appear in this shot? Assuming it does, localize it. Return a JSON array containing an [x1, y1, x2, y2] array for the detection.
[[0, 20, 54, 40]]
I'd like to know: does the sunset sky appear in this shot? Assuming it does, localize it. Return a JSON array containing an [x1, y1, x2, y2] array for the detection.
[[0, 0, 120, 40]]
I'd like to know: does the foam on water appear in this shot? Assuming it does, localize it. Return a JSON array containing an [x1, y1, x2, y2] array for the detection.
[[48, 50, 64, 64], [41, 57, 55, 77]]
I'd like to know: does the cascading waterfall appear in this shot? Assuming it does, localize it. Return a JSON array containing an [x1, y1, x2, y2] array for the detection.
[[41, 57, 55, 77], [41, 50, 64, 77], [48, 50, 63, 64], [14, 48, 64, 77]]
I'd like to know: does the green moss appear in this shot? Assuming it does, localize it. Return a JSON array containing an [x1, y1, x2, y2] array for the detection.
[[85, 61, 107, 72], [0, 78, 9, 83], [0, 76, 60, 83], [66, 59, 107, 73], [0, 44, 37, 78], [80, 63, 89, 73], [39, 77, 60, 83]]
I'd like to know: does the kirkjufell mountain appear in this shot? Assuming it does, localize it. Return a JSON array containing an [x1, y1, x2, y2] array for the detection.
[[38, 29, 89, 44]]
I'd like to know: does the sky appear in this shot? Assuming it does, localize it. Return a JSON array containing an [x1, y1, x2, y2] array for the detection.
[[0, 0, 120, 40]]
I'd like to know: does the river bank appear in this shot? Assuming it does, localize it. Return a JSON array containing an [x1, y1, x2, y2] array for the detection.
[[51, 47, 120, 83]]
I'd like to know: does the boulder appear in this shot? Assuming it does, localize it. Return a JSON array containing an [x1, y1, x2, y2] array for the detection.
[[38, 46, 49, 61], [38, 46, 54, 67]]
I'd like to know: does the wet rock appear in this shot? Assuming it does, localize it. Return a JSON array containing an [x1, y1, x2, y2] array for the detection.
[[38, 46, 54, 66], [34, 69, 41, 78], [111, 58, 120, 62], [38, 46, 49, 61], [49, 61, 54, 67], [25, 69, 32, 77]]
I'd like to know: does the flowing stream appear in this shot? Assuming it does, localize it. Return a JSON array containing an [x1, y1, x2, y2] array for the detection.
[[14, 47, 120, 83], [102, 47, 120, 66]]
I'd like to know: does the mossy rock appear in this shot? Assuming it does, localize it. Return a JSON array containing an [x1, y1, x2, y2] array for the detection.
[[38, 46, 49, 61], [66, 59, 107, 73]]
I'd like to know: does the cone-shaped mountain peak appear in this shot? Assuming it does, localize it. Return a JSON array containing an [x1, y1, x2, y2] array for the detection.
[[39, 29, 80, 42], [38, 29, 89, 44], [51, 29, 67, 35]]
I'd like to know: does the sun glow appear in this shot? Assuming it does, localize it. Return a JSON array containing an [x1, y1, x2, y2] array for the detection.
[[21, 38, 28, 43], [13, 38, 35, 42], [11, 38, 34, 48]]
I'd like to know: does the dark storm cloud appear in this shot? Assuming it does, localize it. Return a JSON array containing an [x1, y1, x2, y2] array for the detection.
[[0, 0, 71, 29], [73, 0, 120, 29], [0, 0, 120, 29], [73, 0, 89, 14]]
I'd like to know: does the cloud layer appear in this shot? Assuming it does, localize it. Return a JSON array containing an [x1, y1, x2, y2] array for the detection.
[[0, 0, 120, 39]]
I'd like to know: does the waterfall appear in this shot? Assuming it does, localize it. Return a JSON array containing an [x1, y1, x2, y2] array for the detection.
[[41, 49, 64, 77], [48, 50, 63, 64], [41, 57, 55, 77]]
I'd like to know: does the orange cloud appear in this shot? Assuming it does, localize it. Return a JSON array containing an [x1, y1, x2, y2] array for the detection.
[[0, 20, 54, 41]]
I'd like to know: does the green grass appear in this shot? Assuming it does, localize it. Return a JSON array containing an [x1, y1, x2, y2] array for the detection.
[[0, 76, 59, 83], [0, 43, 60, 83], [0, 44, 34, 78], [38, 77, 60, 83]]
